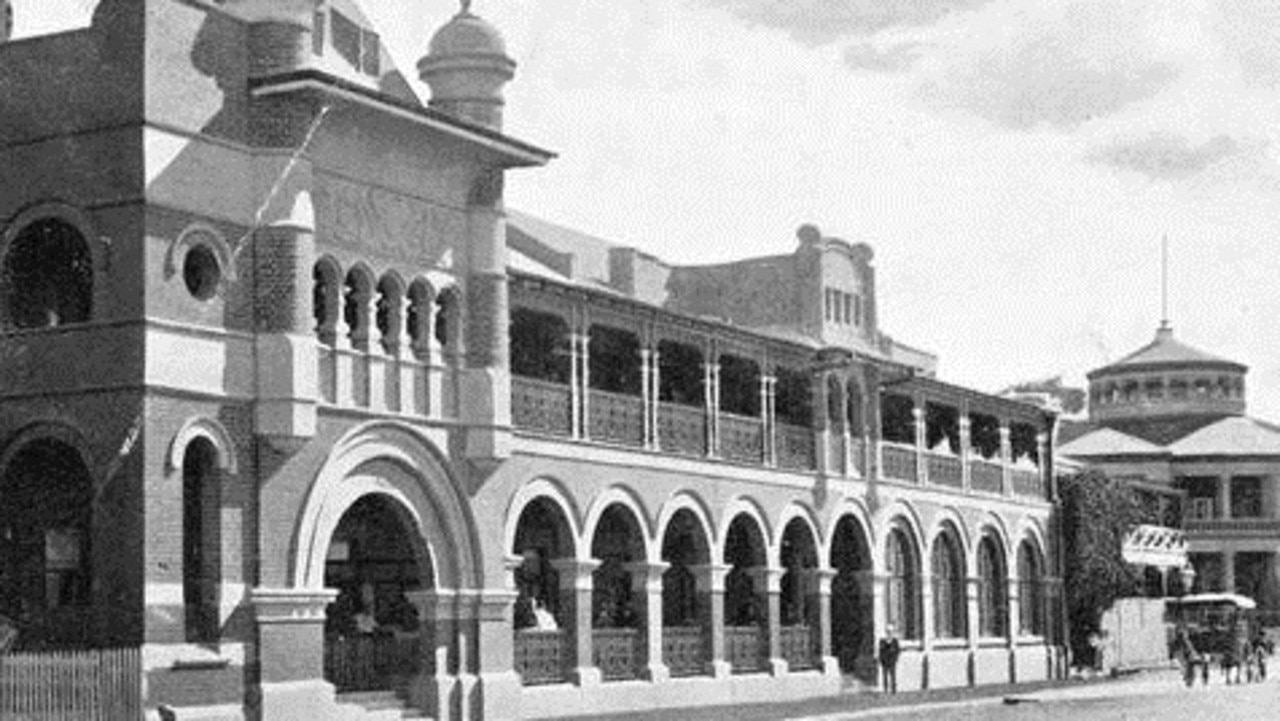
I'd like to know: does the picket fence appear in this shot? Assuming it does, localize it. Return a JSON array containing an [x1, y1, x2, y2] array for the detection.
[[0, 647, 141, 720]]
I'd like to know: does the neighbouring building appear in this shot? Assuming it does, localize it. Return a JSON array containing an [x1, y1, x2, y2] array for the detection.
[[1060, 322, 1280, 609], [0, 2, 1065, 719]]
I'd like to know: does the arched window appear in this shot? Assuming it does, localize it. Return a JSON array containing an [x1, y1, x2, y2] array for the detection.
[[2, 218, 93, 329], [931, 529, 965, 639], [435, 286, 459, 358], [313, 258, 341, 345], [1017, 540, 1044, 636], [847, 381, 864, 436], [343, 268, 373, 350], [406, 279, 434, 359], [183, 438, 222, 644], [977, 535, 1007, 637], [375, 274, 403, 355], [886, 526, 919, 640], [827, 376, 844, 430]]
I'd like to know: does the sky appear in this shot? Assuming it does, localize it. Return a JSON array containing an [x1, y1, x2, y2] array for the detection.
[[18, 1, 1280, 420]]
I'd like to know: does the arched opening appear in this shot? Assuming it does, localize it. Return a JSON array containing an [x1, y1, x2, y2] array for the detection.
[[931, 526, 966, 640], [512, 497, 574, 685], [724, 514, 768, 673], [343, 268, 373, 350], [590, 504, 646, 681], [312, 258, 341, 345], [375, 274, 403, 356], [510, 308, 573, 436], [406, 279, 434, 360], [847, 382, 865, 437], [1017, 540, 1045, 636], [779, 518, 819, 670], [0, 438, 94, 649], [885, 524, 920, 641], [2, 218, 93, 329], [831, 515, 874, 678], [719, 354, 763, 463], [434, 287, 459, 360], [977, 534, 1007, 638], [182, 438, 222, 645], [774, 366, 814, 470], [589, 325, 644, 446], [323, 495, 428, 693], [657, 339, 707, 456], [660, 509, 710, 676]]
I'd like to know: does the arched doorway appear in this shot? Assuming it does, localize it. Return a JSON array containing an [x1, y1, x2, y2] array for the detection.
[[0, 438, 94, 649], [831, 515, 874, 679], [2, 217, 93, 329], [660, 509, 710, 676], [590, 504, 646, 681], [779, 518, 819, 671], [322, 495, 429, 693], [512, 497, 575, 685], [724, 514, 768, 674]]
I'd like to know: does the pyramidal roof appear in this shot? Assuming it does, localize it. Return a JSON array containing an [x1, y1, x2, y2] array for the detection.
[[1087, 325, 1246, 379]]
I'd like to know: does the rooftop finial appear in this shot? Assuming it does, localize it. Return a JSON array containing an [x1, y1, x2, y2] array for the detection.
[[461, 0, 473, 15], [1160, 233, 1170, 331]]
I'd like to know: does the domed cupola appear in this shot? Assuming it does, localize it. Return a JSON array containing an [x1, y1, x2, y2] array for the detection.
[[417, 1, 515, 130], [1086, 323, 1248, 422]]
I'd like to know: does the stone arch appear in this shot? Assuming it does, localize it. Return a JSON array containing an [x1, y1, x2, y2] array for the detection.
[[165, 222, 236, 284], [871, 499, 925, 569], [924, 507, 972, 575], [773, 502, 822, 564], [1013, 515, 1048, 557], [717, 496, 773, 562], [974, 514, 1012, 578], [292, 421, 479, 591], [375, 269, 407, 354], [503, 476, 585, 563], [167, 416, 238, 476], [655, 490, 716, 559], [583, 485, 656, 562], [823, 497, 874, 562], [0, 420, 98, 479], [1, 201, 100, 329]]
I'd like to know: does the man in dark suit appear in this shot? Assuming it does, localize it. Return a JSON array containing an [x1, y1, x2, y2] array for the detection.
[[879, 626, 901, 693]]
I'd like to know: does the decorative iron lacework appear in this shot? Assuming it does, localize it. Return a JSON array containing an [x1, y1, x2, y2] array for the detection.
[[588, 389, 645, 446], [514, 629, 568, 685], [970, 458, 1003, 494], [658, 403, 707, 456], [780, 625, 816, 671], [881, 444, 917, 482], [927, 452, 963, 487], [725, 626, 766, 673], [776, 422, 816, 471], [662, 625, 707, 677], [720, 414, 763, 464], [324, 634, 421, 693], [592, 628, 642, 681], [511, 377, 572, 436]]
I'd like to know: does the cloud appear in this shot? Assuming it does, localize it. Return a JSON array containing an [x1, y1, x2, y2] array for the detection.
[[1087, 134, 1248, 181], [914, 2, 1183, 130], [1213, 0, 1280, 89], [843, 42, 925, 74], [695, 0, 994, 47]]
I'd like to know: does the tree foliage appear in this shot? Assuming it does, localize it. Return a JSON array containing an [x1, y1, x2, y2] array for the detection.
[[1060, 468, 1140, 662]]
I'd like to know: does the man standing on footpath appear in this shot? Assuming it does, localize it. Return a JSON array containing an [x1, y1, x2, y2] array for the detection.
[[879, 626, 901, 694]]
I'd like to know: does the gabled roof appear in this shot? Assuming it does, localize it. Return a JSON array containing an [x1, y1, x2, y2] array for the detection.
[[1058, 427, 1166, 457], [1088, 326, 1246, 378], [1166, 416, 1280, 457]]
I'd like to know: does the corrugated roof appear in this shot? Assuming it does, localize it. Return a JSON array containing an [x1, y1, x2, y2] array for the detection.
[[1059, 427, 1166, 457], [1089, 326, 1245, 378], [1167, 416, 1280, 457]]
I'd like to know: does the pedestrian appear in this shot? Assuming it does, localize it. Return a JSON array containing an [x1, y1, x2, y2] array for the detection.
[[878, 626, 901, 694], [1173, 624, 1202, 687], [1253, 630, 1272, 682]]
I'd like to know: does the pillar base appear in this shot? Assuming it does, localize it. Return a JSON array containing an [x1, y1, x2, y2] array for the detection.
[[476, 670, 523, 721], [708, 660, 732, 679], [820, 655, 841, 676], [570, 666, 602, 687], [406, 672, 457, 720], [641, 662, 670, 683], [770, 658, 789, 677], [258, 680, 341, 721]]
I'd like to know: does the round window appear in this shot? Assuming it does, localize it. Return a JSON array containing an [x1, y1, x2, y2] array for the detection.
[[183, 244, 221, 300]]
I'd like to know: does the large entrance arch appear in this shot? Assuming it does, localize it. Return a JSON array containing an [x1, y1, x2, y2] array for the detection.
[[830, 515, 874, 679]]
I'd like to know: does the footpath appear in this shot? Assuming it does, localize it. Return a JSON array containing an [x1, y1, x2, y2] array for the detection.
[[574, 668, 1185, 721]]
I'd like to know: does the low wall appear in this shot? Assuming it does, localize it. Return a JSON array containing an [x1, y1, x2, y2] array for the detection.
[[1101, 597, 1170, 672]]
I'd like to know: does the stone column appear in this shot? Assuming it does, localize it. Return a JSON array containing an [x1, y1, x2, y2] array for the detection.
[[640, 348, 655, 450], [913, 404, 926, 483], [1219, 475, 1232, 520], [959, 414, 972, 492], [999, 424, 1012, 496], [966, 576, 981, 686], [809, 568, 839, 674], [813, 373, 831, 475], [580, 332, 593, 441], [920, 573, 935, 656], [650, 344, 662, 450], [250, 587, 339, 720], [1006, 578, 1019, 683], [471, 590, 524, 721], [551, 559, 602, 686], [626, 561, 671, 681], [1223, 551, 1237, 594], [749, 566, 787, 676], [406, 589, 459, 720], [569, 332, 583, 438], [693, 563, 732, 678], [707, 360, 721, 457], [761, 374, 776, 466]]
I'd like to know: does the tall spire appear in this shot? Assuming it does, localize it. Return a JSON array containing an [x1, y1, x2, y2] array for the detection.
[[461, 0, 472, 15]]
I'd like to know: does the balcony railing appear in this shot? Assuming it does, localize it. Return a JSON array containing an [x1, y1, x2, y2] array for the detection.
[[593, 628, 642, 681], [926, 451, 963, 488], [515, 629, 569, 685], [658, 402, 707, 456], [325, 633, 421, 693], [1185, 518, 1280, 535], [780, 625, 816, 671], [662, 625, 707, 677], [588, 389, 645, 447], [1010, 467, 1045, 500], [318, 344, 436, 416], [720, 413, 764, 465], [776, 422, 816, 471], [881, 442, 918, 483], [970, 457, 1003, 494], [512, 376, 573, 436], [725, 625, 767, 674]]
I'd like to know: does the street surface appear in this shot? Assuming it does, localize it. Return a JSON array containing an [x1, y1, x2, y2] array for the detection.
[[794, 670, 1280, 721]]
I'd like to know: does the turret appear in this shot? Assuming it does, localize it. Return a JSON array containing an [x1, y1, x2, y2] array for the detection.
[[418, 1, 515, 130]]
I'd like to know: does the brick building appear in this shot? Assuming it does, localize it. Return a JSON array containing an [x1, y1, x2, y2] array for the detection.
[[1061, 323, 1280, 609], [0, 2, 1064, 718]]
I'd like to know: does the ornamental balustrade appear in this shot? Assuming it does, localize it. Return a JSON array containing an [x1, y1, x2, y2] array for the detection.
[[512, 376, 573, 436], [588, 389, 645, 447], [881, 443, 918, 483], [724, 626, 767, 674], [316, 343, 435, 416], [719, 413, 764, 464], [658, 402, 707, 456], [514, 629, 569, 685], [779, 625, 816, 671], [969, 458, 1004, 494], [662, 625, 707, 677], [1010, 467, 1045, 500], [776, 422, 816, 471], [592, 628, 642, 681], [926, 451, 963, 488], [324, 633, 421, 693]]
